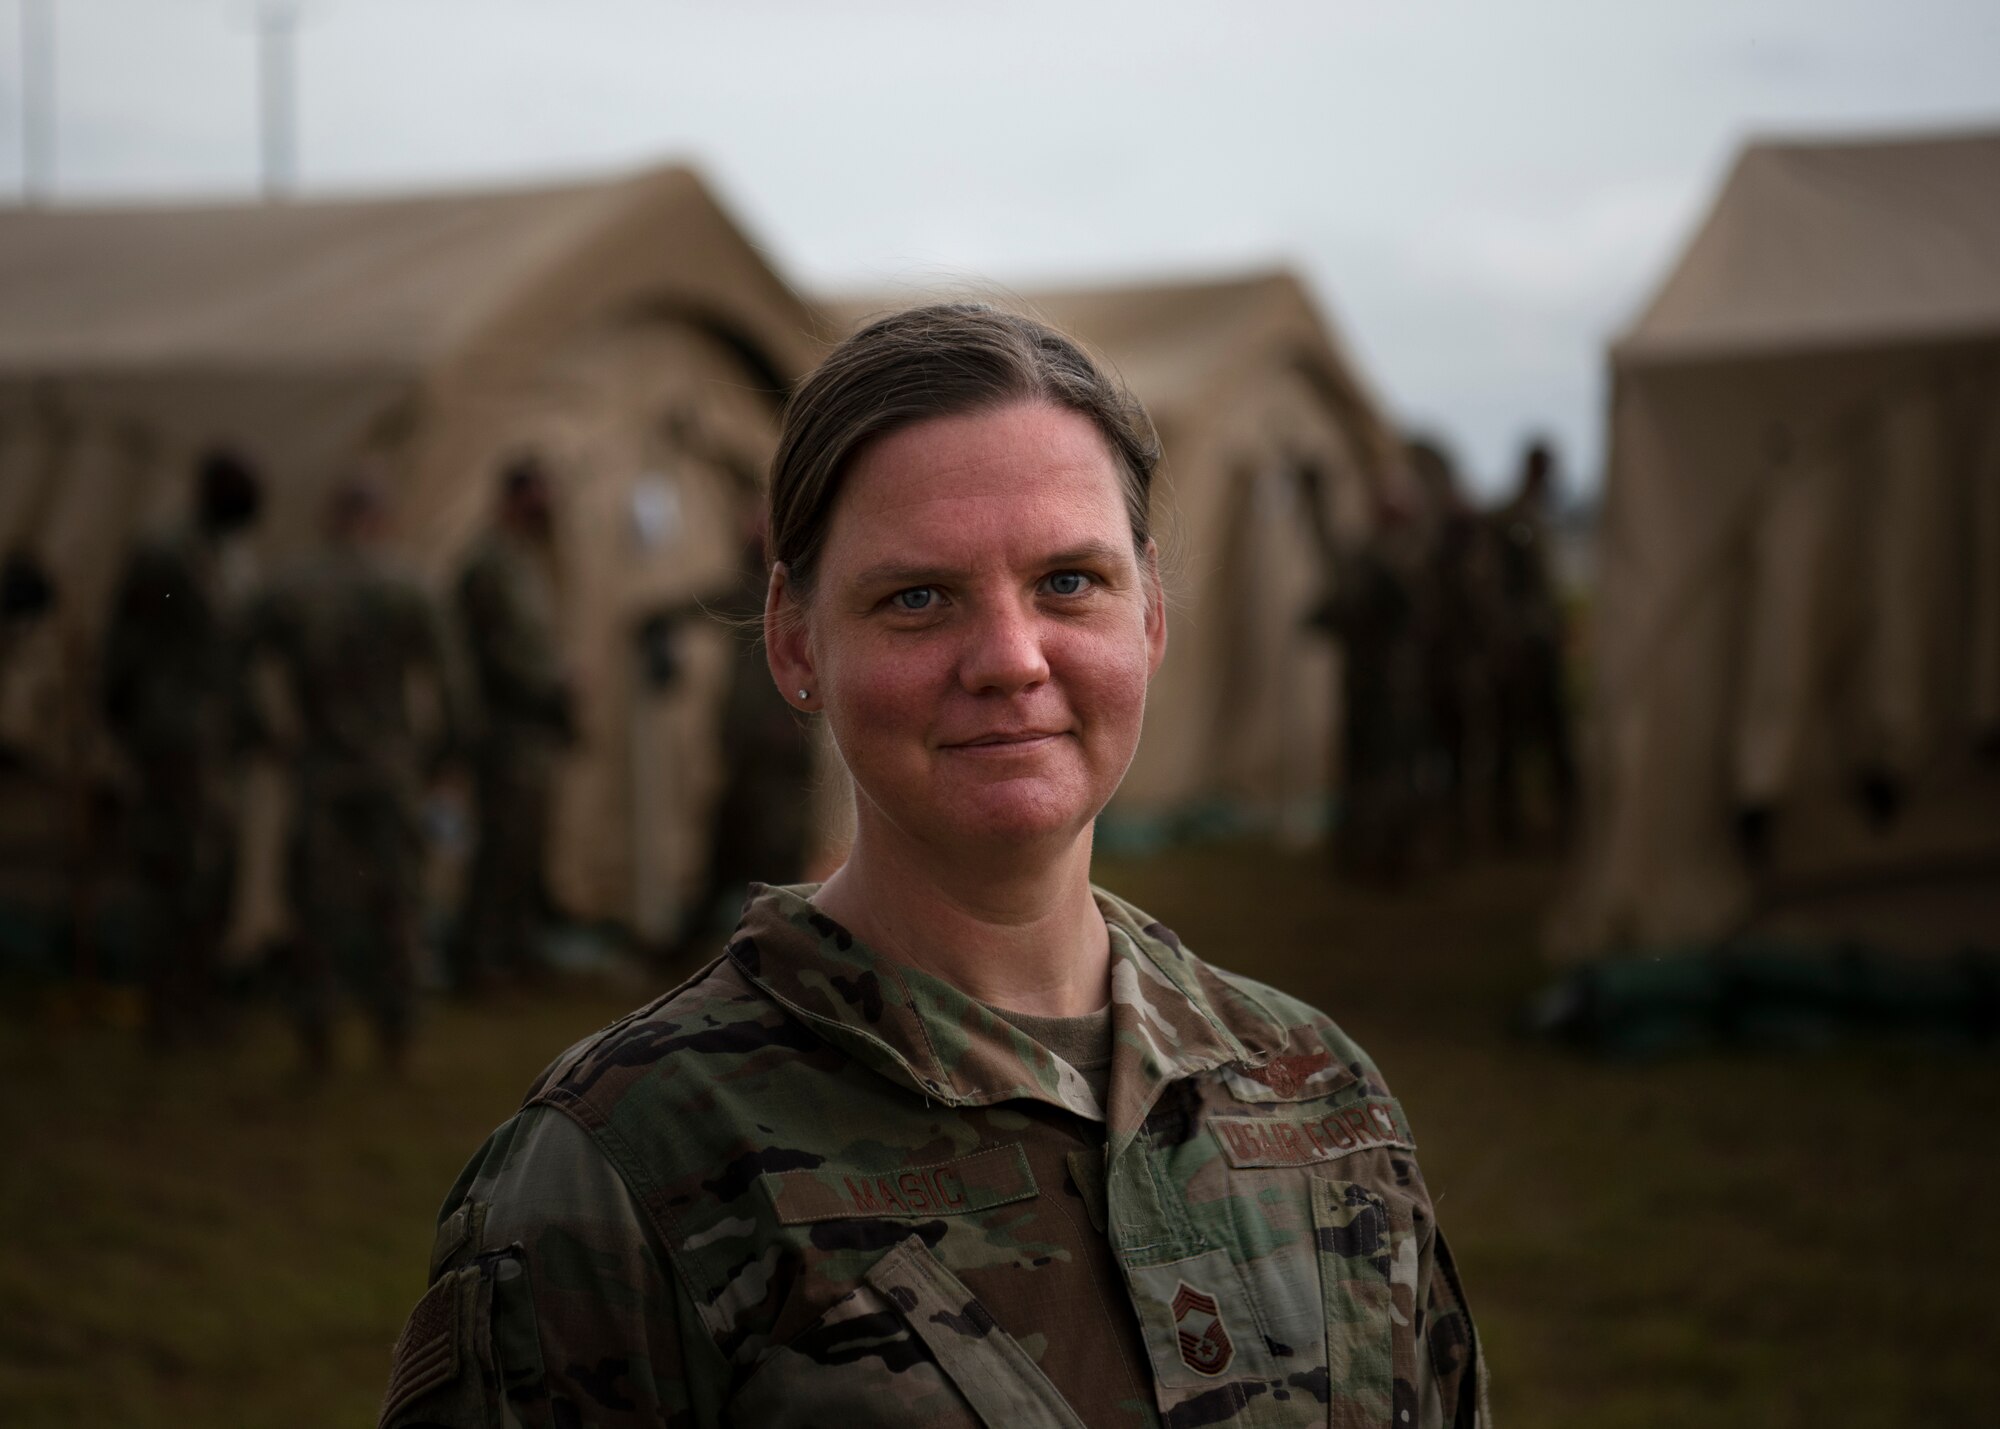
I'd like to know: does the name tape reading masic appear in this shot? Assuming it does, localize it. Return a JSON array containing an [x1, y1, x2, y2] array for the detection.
[[760, 1144, 1038, 1223]]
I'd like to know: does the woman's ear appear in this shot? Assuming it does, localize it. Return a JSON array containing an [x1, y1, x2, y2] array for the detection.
[[1142, 539, 1168, 678], [765, 562, 817, 708]]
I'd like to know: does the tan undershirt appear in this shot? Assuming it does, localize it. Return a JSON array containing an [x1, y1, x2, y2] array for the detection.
[[974, 1000, 1154, 1425], [986, 1002, 1114, 1109]]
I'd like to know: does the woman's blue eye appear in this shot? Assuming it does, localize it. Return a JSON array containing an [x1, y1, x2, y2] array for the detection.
[[892, 587, 935, 612], [1045, 572, 1090, 596]]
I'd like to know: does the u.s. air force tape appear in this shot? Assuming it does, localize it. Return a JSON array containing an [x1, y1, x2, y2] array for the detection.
[[1208, 1099, 1414, 1168], [758, 1143, 1038, 1224]]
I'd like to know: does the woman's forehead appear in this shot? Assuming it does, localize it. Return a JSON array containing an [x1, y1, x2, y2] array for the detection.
[[823, 402, 1131, 571]]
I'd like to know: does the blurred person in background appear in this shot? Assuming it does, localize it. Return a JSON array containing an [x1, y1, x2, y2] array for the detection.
[[100, 447, 262, 1052], [1485, 438, 1576, 848], [1, 550, 57, 637], [451, 454, 574, 995], [1317, 490, 1428, 883], [381, 304, 1486, 1429], [667, 508, 815, 962], [241, 474, 463, 1078], [0, 550, 60, 756], [1408, 437, 1487, 863]]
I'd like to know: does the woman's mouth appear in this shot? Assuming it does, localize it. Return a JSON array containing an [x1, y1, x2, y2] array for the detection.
[[947, 730, 1066, 751]]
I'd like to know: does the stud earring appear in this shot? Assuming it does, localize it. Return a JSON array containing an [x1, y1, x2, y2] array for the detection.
[[797, 688, 810, 702]]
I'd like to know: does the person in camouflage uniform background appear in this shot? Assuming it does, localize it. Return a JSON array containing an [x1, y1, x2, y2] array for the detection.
[[1406, 439, 1486, 865], [1316, 495, 1430, 885], [668, 524, 815, 960], [384, 305, 1486, 1427], [452, 455, 574, 994], [100, 448, 262, 1050], [241, 475, 464, 1074], [1483, 440, 1575, 849]]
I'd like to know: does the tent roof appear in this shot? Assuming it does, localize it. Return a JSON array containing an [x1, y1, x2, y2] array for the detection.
[[1019, 270, 1364, 410], [1614, 128, 2000, 366], [0, 165, 816, 380], [839, 270, 1363, 406], [833, 269, 1398, 472]]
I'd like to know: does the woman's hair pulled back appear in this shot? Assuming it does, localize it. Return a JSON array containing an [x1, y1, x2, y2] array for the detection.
[[768, 303, 1159, 598]]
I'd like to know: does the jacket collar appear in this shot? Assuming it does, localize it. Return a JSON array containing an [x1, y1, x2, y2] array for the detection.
[[725, 883, 1274, 1150]]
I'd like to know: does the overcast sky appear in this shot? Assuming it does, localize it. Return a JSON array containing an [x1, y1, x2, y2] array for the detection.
[[3, 0, 1995, 495]]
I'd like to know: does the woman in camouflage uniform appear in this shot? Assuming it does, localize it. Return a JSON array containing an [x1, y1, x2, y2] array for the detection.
[[384, 305, 1488, 1429]]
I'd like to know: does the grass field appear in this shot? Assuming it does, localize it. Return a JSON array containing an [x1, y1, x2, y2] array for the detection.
[[2, 846, 1992, 1427]]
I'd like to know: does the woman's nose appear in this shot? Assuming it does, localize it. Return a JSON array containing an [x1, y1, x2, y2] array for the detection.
[[958, 600, 1050, 695]]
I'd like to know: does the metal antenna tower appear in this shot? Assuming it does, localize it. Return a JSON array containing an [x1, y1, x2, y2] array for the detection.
[[21, 0, 56, 202], [254, 0, 303, 198]]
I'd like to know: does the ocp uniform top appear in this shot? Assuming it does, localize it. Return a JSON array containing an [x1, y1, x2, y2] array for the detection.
[[382, 883, 1489, 1429]]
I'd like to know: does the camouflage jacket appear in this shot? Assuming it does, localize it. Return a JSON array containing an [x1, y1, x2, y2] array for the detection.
[[100, 524, 239, 764], [454, 529, 569, 744], [381, 884, 1487, 1429], [241, 544, 464, 789]]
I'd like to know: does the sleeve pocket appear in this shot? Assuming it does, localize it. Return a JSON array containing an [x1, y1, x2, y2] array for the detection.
[[380, 1264, 487, 1428], [380, 1251, 552, 1429]]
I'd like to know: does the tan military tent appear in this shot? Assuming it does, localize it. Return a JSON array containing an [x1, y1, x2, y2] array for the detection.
[[0, 166, 824, 943], [1558, 129, 2000, 959], [836, 271, 1408, 842]]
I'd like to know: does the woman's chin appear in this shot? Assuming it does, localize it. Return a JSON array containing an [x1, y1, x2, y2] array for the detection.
[[923, 783, 1101, 853]]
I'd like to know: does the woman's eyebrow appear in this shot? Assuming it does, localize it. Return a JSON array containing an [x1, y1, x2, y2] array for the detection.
[[1041, 540, 1127, 569], [848, 541, 1127, 591], [849, 560, 965, 590]]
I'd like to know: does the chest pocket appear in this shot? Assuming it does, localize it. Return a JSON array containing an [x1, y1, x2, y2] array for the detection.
[[728, 1235, 1086, 1429], [1313, 1178, 1420, 1429]]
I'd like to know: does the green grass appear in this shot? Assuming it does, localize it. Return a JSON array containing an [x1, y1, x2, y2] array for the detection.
[[0, 983, 642, 1428], [2, 847, 1992, 1426]]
